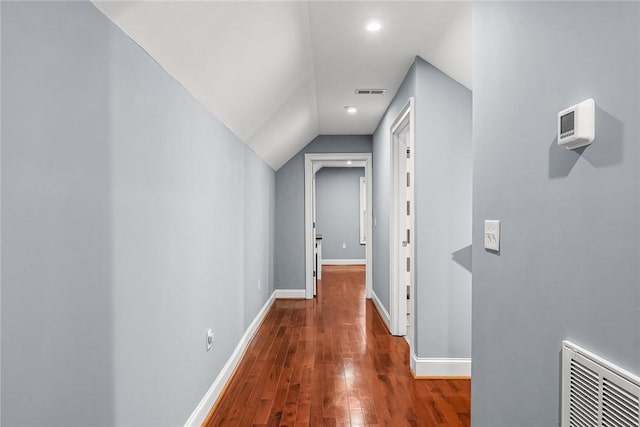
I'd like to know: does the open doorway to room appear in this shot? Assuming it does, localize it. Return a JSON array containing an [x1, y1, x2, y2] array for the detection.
[[304, 153, 372, 300], [315, 165, 365, 285]]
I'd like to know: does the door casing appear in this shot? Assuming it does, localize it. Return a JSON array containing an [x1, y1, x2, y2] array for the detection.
[[304, 153, 373, 299], [389, 97, 415, 341]]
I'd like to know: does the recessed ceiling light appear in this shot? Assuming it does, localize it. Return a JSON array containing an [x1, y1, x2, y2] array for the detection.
[[366, 20, 382, 32], [345, 106, 358, 114], [347, 160, 353, 165]]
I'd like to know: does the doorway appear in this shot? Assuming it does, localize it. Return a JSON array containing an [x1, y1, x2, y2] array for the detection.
[[304, 153, 373, 299], [390, 98, 415, 347]]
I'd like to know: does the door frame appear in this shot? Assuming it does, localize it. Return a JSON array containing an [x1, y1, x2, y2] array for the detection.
[[304, 153, 373, 299], [389, 97, 415, 337]]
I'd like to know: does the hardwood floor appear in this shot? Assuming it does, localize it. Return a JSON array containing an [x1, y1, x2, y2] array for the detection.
[[205, 265, 470, 427]]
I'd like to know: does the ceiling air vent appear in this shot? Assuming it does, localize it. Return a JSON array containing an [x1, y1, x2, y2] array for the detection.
[[562, 340, 640, 427], [355, 89, 386, 95]]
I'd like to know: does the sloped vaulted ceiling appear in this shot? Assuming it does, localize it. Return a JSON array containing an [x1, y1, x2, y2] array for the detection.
[[93, 1, 471, 170]]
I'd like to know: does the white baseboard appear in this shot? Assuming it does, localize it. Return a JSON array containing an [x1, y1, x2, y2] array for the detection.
[[371, 290, 390, 332], [321, 259, 366, 265], [184, 288, 306, 425], [410, 353, 471, 378], [273, 289, 306, 299], [184, 292, 277, 426]]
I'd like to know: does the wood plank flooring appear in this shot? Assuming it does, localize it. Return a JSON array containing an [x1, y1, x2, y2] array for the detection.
[[205, 265, 470, 427]]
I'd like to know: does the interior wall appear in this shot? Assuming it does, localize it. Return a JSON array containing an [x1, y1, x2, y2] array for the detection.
[[472, 3, 640, 426], [372, 57, 472, 359], [372, 63, 417, 311], [2, 3, 114, 424], [413, 58, 472, 358], [1, 2, 275, 426], [315, 167, 365, 260], [244, 149, 276, 329], [274, 135, 372, 290], [0, 1, 4, 422]]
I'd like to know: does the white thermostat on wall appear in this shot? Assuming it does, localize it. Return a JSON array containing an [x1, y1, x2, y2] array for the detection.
[[558, 98, 595, 150]]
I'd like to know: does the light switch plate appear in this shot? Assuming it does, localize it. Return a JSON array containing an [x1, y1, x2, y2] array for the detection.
[[484, 220, 500, 251]]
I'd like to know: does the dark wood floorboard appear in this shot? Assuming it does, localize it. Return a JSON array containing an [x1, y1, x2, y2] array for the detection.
[[205, 265, 470, 427]]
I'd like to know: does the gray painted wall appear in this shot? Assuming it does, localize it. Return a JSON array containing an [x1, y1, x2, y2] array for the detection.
[[3, 3, 114, 424], [372, 57, 472, 358], [275, 135, 372, 289], [472, 3, 640, 426], [0, 2, 3, 422], [315, 167, 365, 260], [1, 2, 275, 426], [372, 63, 417, 312], [244, 148, 276, 329], [413, 58, 472, 358]]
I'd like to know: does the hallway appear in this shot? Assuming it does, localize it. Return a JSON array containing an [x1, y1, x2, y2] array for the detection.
[[206, 266, 470, 426]]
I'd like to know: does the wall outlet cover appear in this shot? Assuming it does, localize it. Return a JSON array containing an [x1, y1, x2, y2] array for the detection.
[[206, 329, 214, 351], [484, 220, 500, 252]]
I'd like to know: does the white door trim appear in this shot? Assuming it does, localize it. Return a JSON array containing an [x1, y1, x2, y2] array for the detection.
[[304, 153, 373, 299], [389, 97, 415, 337]]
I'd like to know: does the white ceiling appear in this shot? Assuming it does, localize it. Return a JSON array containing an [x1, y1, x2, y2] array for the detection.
[[93, 1, 471, 170]]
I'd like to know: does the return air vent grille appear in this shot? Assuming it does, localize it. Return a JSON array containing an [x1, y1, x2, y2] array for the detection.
[[562, 341, 640, 427], [603, 379, 639, 427], [355, 89, 386, 95], [569, 360, 599, 426]]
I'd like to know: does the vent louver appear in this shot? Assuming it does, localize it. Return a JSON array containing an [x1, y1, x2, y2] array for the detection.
[[569, 360, 599, 426], [563, 341, 640, 427], [603, 379, 639, 427], [355, 89, 386, 95]]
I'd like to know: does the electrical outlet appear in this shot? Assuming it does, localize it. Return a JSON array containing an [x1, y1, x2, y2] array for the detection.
[[258, 279, 261, 290], [342, 243, 347, 249], [206, 329, 214, 351], [484, 220, 500, 252]]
